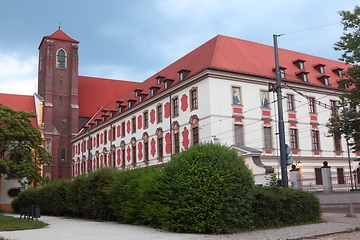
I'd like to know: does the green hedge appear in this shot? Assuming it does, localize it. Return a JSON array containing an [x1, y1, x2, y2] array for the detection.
[[13, 143, 321, 234]]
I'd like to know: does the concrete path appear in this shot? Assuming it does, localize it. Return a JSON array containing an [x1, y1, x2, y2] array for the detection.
[[1, 213, 360, 240]]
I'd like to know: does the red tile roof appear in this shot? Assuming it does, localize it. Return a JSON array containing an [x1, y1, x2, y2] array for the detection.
[[0, 93, 38, 129], [82, 35, 350, 129], [78, 76, 140, 118], [39, 29, 79, 48]]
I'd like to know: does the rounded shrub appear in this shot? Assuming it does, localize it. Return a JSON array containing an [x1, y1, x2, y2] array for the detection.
[[158, 142, 255, 234]]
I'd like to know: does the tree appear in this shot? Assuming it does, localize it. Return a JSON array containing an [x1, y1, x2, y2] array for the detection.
[[0, 103, 52, 187], [327, 5, 360, 152]]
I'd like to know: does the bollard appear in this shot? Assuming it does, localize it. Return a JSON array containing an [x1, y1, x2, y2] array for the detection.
[[346, 203, 357, 218]]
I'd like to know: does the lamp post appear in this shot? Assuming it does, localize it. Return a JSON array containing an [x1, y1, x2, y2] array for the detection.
[[353, 170, 357, 190]]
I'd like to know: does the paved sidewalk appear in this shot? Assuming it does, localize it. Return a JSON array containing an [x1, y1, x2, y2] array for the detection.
[[1, 213, 360, 240]]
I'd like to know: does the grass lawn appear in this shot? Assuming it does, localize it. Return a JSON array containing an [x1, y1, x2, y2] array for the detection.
[[0, 215, 48, 232]]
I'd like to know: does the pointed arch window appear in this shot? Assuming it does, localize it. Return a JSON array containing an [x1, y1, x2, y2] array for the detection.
[[61, 146, 66, 161], [59, 80, 63, 89], [56, 49, 66, 69], [59, 96, 63, 106]]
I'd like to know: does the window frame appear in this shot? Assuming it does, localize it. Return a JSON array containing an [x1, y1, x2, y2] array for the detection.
[[157, 104, 163, 124], [234, 124, 244, 146], [287, 94, 295, 111], [190, 87, 198, 111], [56, 49, 66, 69], [263, 126, 272, 149], [290, 128, 298, 149], [308, 97, 316, 113], [311, 130, 320, 150], [172, 96, 179, 117]]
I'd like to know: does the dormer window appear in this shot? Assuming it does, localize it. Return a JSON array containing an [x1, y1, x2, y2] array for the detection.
[[109, 110, 117, 118], [295, 71, 309, 82], [116, 100, 126, 113], [317, 75, 330, 86], [156, 76, 165, 85], [178, 69, 191, 81], [280, 68, 286, 78], [273, 66, 286, 79], [313, 63, 325, 74], [150, 86, 160, 97], [332, 67, 344, 78], [293, 59, 305, 70], [164, 79, 174, 90], [138, 93, 148, 103], [127, 99, 136, 109], [134, 89, 142, 97]]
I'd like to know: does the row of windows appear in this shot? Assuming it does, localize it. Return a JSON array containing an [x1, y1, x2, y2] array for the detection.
[[286, 94, 338, 115], [234, 124, 341, 152]]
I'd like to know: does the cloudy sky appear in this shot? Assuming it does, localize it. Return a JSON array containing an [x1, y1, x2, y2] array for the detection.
[[0, 1, 357, 95]]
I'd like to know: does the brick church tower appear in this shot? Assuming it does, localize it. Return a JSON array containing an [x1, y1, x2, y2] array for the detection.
[[38, 28, 79, 180]]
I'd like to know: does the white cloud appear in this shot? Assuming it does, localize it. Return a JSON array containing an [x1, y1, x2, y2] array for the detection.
[[0, 52, 37, 95]]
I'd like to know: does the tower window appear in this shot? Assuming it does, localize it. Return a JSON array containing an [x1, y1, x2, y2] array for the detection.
[[56, 49, 66, 69]]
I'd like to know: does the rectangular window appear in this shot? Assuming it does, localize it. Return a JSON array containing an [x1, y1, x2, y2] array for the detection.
[[121, 149, 125, 167], [263, 127, 272, 149], [311, 130, 320, 150], [287, 94, 295, 111], [280, 69, 285, 78], [309, 97, 316, 113], [158, 137, 163, 158], [234, 125, 244, 146], [157, 105, 163, 123], [337, 168, 345, 184], [173, 97, 179, 117], [315, 168, 323, 185], [132, 145, 136, 165], [190, 88, 198, 110], [144, 142, 149, 162], [192, 127, 199, 145], [174, 132, 180, 154], [112, 126, 116, 141], [330, 100, 337, 115], [104, 131, 107, 144], [334, 137, 342, 152], [290, 129, 298, 149], [104, 154, 107, 167], [121, 122, 125, 138], [132, 117, 136, 134], [144, 111, 149, 129], [96, 134, 99, 147]]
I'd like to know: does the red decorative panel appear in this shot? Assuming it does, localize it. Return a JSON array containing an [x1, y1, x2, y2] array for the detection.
[[165, 133, 171, 154], [264, 120, 270, 125], [310, 115, 318, 121], [290, 123, 297, 128], [150, 109, 155, 124], [314, 151, 320, 156], [100, 133, 103, 145], [292, 151, 298, 155], [117, 125, 120, 138], [265, 150, 272, 154], [117, 149, 121, 165], [233, 107, 242, 114], [234, 118, 242, 123], [126, 120, 131, 134], [137, 115, 142, 129], [311, 125, 318, 129], [182, 127, 189, 149], [100, 155, 103, 168], [181, 94, 188, 112], [164, 102, 170, 119], [336, 152, 341, 156], [357, 153, 360, 157], [127, 146, 131, 162], [150, 138, 156, 157], [288, 113, 296, 119], [138, 142, 143, 160], [262, 110, 270, 117]]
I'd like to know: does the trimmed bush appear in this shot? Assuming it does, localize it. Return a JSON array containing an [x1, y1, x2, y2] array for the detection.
[[252, 186, 321, 229], [158, 143, 255, 234]]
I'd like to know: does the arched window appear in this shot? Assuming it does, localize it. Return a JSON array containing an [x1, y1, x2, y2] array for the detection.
[[56, 49, 66, 68], [59, 80, 63, 89], [59, 96, 63, 106], [61, 146, 66, 161]]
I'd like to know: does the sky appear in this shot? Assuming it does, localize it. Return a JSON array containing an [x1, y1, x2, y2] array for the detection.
[[0, 0, 357, 95]]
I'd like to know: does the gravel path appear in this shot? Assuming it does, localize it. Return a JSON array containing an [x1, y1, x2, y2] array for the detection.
[[1, 213, 360, 240]]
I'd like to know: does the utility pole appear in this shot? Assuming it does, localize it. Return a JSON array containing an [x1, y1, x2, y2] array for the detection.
[[273, 34, 288, 188]]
